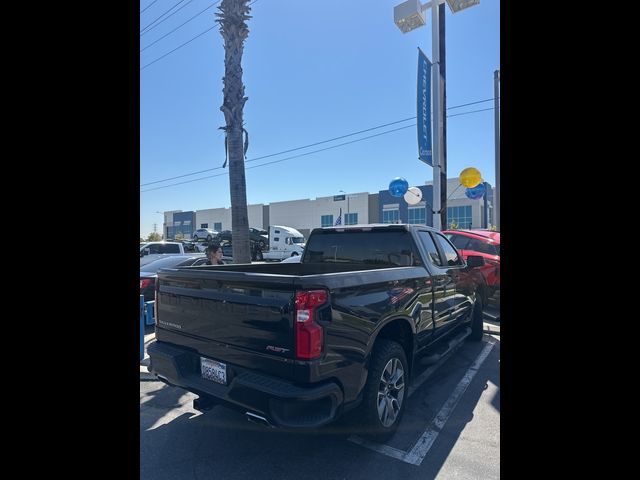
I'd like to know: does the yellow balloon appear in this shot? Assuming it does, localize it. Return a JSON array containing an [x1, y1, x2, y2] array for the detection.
[[459, 167, 482, 188]]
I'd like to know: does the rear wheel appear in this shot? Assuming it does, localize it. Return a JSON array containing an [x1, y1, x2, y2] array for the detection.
[[360, 339, 408, 440], [193, 235, 198, 242], [206, 235, 212, 241]]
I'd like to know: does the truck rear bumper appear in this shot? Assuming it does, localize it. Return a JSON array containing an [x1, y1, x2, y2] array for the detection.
[[147, 341, 344, 429]]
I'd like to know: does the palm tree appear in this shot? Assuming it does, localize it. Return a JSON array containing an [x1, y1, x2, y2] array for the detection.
[[216, 0, 252, 263]]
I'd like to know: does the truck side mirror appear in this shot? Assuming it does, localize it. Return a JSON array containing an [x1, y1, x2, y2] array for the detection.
[[466, 255, 485, 268]]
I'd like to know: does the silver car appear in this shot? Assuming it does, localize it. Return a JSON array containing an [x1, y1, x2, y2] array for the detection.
[[192, 228, 218, 242]]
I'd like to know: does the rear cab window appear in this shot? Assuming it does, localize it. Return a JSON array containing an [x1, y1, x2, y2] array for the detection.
[[305, 229, 422, 267]]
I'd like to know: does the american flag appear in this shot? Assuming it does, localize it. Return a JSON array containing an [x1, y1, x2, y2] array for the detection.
[[335, 208, 342, 226]]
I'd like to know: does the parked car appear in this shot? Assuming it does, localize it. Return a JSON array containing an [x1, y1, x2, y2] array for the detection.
[[140, 254, 207, 302], [216, 230, 233, 242], [442, 229, 500, 297], [140, 241, 187, 267], [192, 228, 218, 242], [217, 228, 269, 249], [218, 241, 263, 261]]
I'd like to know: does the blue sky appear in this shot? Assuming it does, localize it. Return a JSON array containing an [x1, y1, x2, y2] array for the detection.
[[140, 0, 500, 238]]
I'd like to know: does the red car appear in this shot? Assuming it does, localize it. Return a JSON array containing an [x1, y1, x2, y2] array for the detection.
[[442, 229, 500, 295]]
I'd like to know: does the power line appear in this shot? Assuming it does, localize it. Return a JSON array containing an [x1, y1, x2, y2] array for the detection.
[[141, 0, 200, 38], [141, 99, 494, 186], [141, 1, 219, 53], [447, 106, 494, 118], [140, 116, 416, 186], [140, 0, 188, 35], [141, 124, 415, 193], [141, 25, 217, 71], [140, 0, 159, 15], [446, 97, 496, 110], [141, 105, 494, 193], [141, 0, 259, 69]]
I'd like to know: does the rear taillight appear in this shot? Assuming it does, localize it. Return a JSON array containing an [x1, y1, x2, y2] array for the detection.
[[140, 278, 153, 289], [294, 289, 328, 360]]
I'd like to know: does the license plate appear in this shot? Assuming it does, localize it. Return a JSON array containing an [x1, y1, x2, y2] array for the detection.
[[200, 357, 227, 385]]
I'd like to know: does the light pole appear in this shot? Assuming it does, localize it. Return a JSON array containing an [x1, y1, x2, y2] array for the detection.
[[394, 0, 480, 230], [494, 69, 500, 231]]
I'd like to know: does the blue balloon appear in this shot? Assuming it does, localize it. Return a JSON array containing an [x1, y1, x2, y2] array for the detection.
[[389, 177, 409, 197], [465, 182, 486, 200]]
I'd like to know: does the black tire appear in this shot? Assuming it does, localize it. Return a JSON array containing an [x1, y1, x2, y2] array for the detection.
[[291, 252, 298, 257], [193, 235, 198, 242], [469, 295, 484, 342], [255, 250, 263, 261], [206, 235, 212, 241], [360, 339, 408, 440]]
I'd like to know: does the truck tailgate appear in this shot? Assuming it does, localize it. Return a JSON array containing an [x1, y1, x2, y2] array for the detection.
[[156, 268, 297, 360]]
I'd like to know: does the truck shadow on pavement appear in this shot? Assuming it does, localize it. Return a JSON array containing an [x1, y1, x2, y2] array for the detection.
[[140, 337, 499, 479]]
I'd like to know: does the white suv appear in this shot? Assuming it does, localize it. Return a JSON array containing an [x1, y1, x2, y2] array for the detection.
[[192, 228, 218, 242]]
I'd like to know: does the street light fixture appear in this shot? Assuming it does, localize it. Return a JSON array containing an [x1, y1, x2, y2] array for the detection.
[[393, 0, 480, 230], [394, 0, 479, 29]]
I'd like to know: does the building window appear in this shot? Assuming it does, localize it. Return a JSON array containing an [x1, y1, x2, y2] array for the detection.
[[447, 205, 472, 229], [321, 215, 334, 227], [382, 206, 399, 224], [200, 223, 208, 228], [214, 222, 222, 231], [408, 204, 426, 225], [345, 213, 358, 225]]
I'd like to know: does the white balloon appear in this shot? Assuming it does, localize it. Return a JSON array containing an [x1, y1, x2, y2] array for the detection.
[[404, 186, 423, 205]]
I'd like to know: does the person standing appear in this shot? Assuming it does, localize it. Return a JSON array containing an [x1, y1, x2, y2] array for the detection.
[[205, 242, 225, 265]]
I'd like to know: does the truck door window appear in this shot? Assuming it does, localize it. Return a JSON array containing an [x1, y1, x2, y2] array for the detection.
[[161, 244, 181, 254], [148, 244, 161, 254], [417, 231, 444, 267], [433, 233, 463, 266]]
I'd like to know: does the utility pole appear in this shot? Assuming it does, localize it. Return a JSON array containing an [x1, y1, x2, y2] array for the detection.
[[494, 69, 500, 230], [431, 2, 442, 230], [153, 223, 157, 233], [439, 1, 447, 231]]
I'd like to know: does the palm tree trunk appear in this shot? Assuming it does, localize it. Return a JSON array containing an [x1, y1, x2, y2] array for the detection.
[[217, 0, 251, 264]]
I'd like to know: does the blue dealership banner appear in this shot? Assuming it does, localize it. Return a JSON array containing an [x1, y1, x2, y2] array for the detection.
[[417, 48, 432, 166]]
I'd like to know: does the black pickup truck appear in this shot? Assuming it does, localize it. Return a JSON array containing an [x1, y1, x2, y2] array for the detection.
[[148, 224, 486, 439]]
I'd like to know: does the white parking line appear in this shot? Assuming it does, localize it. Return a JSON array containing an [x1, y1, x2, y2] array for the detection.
[[349, 337, 496, 466], [402, 338, 495, 465]]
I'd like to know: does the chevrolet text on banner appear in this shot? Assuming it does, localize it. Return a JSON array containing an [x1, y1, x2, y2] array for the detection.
[[417, 47, 433, 166]]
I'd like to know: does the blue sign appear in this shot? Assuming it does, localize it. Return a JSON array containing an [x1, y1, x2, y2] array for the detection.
[[417, 48, 433, 167]]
